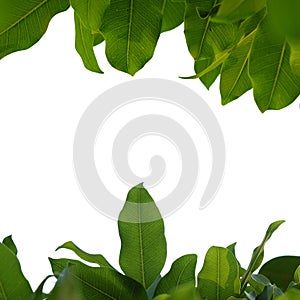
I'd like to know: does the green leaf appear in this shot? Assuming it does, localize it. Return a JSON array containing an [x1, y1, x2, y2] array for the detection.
[[278, 288, 300, 300], [0, 243, 32, 300], [0, 0, 69, 60], [154, 295, 171, 300], [29, 275, 52, 300], [197, 246, 240, 299], [74, 13, 103, 74], [154, 254, 197, 296], [184, 0, 239, 61], [71, 0, 109, 32], [50, 258, 148, 300], [240, 220, 285, 293], [294, 265, 300, 284], [147, 276, 162, 299], [251, 274, 271, 286], [56, 240, 112, 268], [162, 0, 185, 32], [2, 235, 17, 255], [259, 256, 300, 291], [101, 0, 163, 75], [118, 183, 167, 289], [249, 16, 300, 112], [213, 0, 266, 23], [288, 39, 300, 76], [195, 58, 222, 89], [220, 30, 254, 104]]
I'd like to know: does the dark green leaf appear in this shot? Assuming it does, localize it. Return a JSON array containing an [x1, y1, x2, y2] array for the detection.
[[249, 16, 300, 112], [197, 246, 240, 299], [71, 0, 109, 32], [74, 13, 103, 74], [29, 275, 52, 300], [259, 256, 300, 291], [0, 0, 69, 60], [56, 240, 112, 268], [2, 235, 17, 255], [50, 258, 148, 300], [0, 243, 32, 300], [101, 0, 163, 75], [162, 0, 185, 32], [154, 254, 197, 296], [118, 183, 167, 289]]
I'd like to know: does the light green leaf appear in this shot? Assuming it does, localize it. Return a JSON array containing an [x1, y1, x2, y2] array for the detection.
[[162, 0, 185, 32], [259, 256, 300, 291], [74, 13, 103, 74], [50, 258, 148, 300], [0, 243, 32, 300], [195, 57, 222, 89], [71, 0, 109, 32], [197, 246, 240, 299], [240, 220, 285, 293], [220, 30, 254, 104], [288, 39, 300, 76], [56, 240, 112, 268], [2, 235, 17, 255], [294, 265, 300, 284], [154, 295, 171, 300], [154, 254, 197, 296], [278, 288, 300, 300], [213, 0, 266, 23], [249, 16, 300, 112], [118, 183, 167, 289], [0, 0, 69, 60], [101, 0, 163, 75], [184, 0, 238, 61]]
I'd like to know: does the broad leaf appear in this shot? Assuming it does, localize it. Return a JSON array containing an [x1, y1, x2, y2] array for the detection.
[[259, 256, 300, 291], [249, 16, 300, 112], [50, 258, 148, 300], [213, 0, 266, 23], [154, 254, 197, 296], [0, 243, 32, 300], [71, 0, 109, 32], [0, 0, 69, 60], [118, 183, 167, 289], [2, 235, 17, 255], [56, 240, 112, 268], [184, 0, 238, 61], [197, 246, 240, 299], [74, 13, 103, 74], [240, 220, 285, 293], [162, 0, 185, 32], [101, 0, 163, 75], [220, 30, 254, 104]]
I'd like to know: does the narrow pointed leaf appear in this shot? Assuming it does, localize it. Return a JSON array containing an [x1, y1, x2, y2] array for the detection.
[[118, 184, 167, 289], [74, 13, 103, 74], [56, 240, 112, 268], [162, 0, 185, 32], [50, 258, 148, 300], [0, 0, 69, 60], [294, 265, 300, 284], [71, 0, 109, 32], [220, 30, 254, 104], [259, 256, 300, 291], [197, 246, 240, 299], [2, 235, 17, 255], [29, 276, 52, 300], [101, 0, 163, 75], [154, 254, 197, 296], [240, 220, 285, 293], [249, 16, 300, 112], [0, 243, 32, 300]]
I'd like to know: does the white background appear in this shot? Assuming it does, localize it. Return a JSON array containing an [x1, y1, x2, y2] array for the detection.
[[0, 10, 300, 290]]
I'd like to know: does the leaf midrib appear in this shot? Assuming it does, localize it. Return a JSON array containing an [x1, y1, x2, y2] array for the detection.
[[138, 189, 146, 288], [0, 0, 49, 36], [126, 0, 134, 71], [0, 280, 7, 300]]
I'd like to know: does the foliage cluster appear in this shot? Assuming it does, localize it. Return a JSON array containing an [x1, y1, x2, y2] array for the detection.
[[1, 185, 300, 299], [0, 0, 300, 111]]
